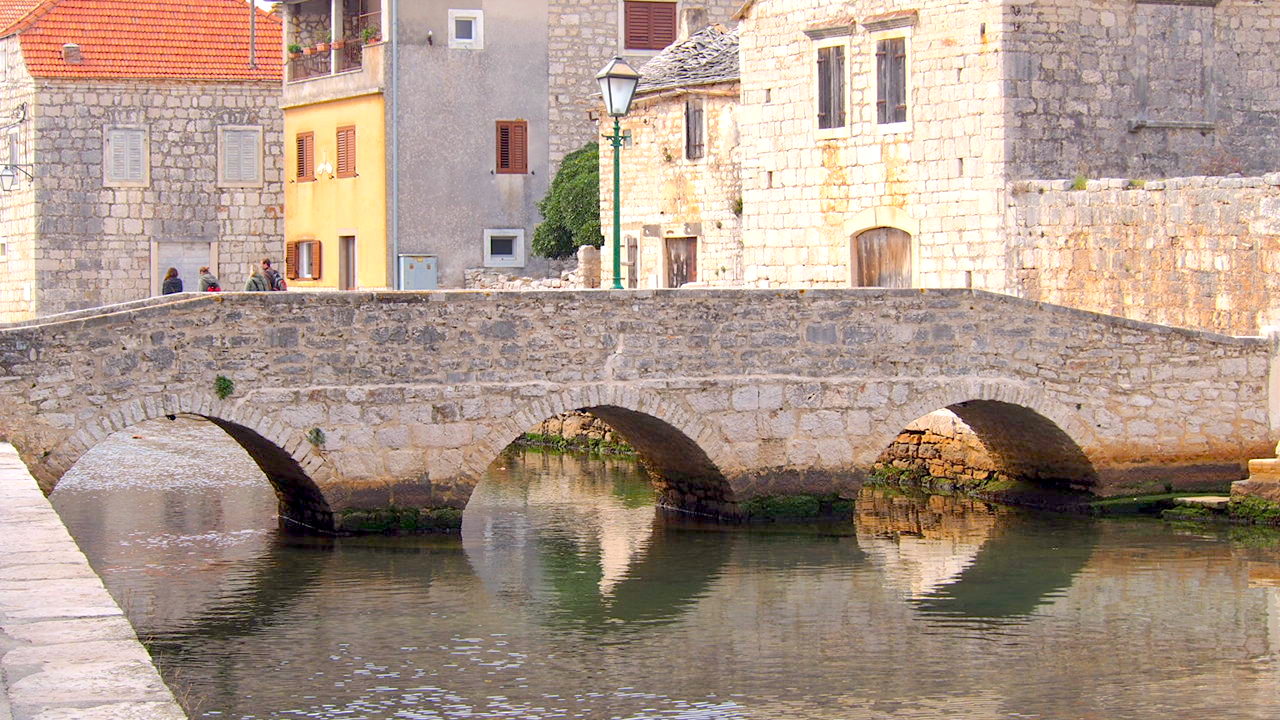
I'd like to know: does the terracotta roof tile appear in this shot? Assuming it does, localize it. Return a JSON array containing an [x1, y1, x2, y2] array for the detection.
[[10, 0, 280, 82]]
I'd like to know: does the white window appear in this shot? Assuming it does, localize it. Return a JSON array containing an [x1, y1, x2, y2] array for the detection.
[[448, 9, 484, 49], [297, 240, 316, 279], [218, 126, 263, 186], [483, 228, 525, 268], [104, 126, 148, 186]]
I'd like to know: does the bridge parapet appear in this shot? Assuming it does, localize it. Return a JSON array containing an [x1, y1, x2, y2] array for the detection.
[[0, 289, 1272, 531]]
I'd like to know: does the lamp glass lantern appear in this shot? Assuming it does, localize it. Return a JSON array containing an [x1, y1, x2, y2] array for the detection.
[[596, 56, 640, 118], [0, 166, 17, 192]]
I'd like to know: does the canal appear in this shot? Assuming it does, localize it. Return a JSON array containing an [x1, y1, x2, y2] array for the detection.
[[50, 418, 1280, 719]]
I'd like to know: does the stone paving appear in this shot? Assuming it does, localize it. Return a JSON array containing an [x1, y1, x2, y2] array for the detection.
[[0, 444, 185, 720]]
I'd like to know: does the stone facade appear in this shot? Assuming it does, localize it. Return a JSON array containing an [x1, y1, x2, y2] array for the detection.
[[0, 290, 1271, 532], [0, 36, 39, 321], [464, 245, 600, 290]]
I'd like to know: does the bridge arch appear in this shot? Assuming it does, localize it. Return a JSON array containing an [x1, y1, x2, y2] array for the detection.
[[872, 381, 1100, 493], [23, 394, 334, 531], [465, 385, 734, 517]]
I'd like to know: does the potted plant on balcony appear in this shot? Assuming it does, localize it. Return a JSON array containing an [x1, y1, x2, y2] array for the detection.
[[288, 43, 303, 60], [315, 32, 331, 53], [331, 34, 347, 50], [362, 26, 380, 44]]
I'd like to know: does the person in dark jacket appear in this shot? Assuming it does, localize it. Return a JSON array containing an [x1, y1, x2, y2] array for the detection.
[[261, 258, 286, 291], [198, 266, 221, 292], [244, 262, 269, 291], [161, 267, 183, 295]]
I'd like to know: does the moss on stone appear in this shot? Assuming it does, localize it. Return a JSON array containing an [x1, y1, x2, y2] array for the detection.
[[336, 506, 463, 534], [515, 432, 637, 457], [1160, 504, 1212, 521], [1229, 495, 1280, 525], [739, 494, 854, 522]]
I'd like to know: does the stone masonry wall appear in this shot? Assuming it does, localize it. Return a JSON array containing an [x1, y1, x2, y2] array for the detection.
[[599, 86, 743, 288], [546, 0, 743, 165], [736, 0, 1009, 290], [1003, 0, 1280, 180], [0, 36, 39, 321], [25, 79, 283, 318], [1007, 173, 1280, 335]]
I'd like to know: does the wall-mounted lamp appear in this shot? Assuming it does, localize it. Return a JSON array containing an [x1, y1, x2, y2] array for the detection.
[[0, 164, 33, 192]]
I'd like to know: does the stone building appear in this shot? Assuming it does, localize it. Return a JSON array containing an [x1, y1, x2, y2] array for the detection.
[[0, 0, 284, 322], [599, 24, 742, 289], [280, 0, 744, 291], [603, 0, 1280, 335]]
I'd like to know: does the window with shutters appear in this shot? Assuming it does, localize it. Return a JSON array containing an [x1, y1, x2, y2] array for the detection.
[[336, 126, 356, 178], [483, 228, 525, 267], [295, 131, 315, 182], [448, 9, 484, 49], [495, 120, 528, 174], [623, 1, 677, 51], [104, 126, 148, 186], [286, 239, 322, 280], [815, 44, 846, 132], [217, 126, 262, 186], [684, 98, 704, 160], [876, 37, 909, 126]]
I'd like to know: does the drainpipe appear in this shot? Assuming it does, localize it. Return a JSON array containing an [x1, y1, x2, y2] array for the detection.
[[388, 0, 400, 289]]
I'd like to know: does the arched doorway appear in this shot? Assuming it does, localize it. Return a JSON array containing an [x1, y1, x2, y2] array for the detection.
[[852, 227, 912, 288]]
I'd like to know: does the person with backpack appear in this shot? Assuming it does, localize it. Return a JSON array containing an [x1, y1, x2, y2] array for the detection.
[[261, 258, 287, 291], [198, 266, 221, 292], [244, 262, 269, 292]]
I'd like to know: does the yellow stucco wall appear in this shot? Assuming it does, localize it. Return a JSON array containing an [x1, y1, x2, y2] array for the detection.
[[284, 93, 387, 289]]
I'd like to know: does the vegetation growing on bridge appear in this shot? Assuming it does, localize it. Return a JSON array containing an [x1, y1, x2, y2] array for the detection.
[[1228, 495, 1280, 525], [336, 506, 463, 534], [214, 375, 235, 400], [738, 493, 854, 522], [516, 431, 636, 457]]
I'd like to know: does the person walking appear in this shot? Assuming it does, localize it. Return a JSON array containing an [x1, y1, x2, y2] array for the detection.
[[198, 266, 221, 292], [261, 258, 286, 291], [244, 262, 269, 291], [161, 267, 183, 295]]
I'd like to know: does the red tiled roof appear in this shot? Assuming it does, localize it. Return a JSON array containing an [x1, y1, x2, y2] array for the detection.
[[8, 0, 280, 82]]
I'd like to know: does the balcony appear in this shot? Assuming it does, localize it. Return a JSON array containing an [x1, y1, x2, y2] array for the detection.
[[284, 0, 385, 107]]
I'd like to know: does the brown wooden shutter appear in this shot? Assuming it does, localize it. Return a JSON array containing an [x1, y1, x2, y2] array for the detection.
[[336, 126, 356, 178], [296, 132, 315, 181], [624, 1, 676, 50], [285, 241, 299, 279], [310, 240, 322, 279], [496, 120, 528, 174], [877, 38, 907, 124]]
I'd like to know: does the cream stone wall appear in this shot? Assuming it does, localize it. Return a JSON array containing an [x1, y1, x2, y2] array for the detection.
[[736, 0, 1009, 290], [599, 85, 742, 288], [0, 37, 38, 321]]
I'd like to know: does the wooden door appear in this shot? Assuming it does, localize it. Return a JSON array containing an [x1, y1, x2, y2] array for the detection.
[[339, 236, 356, 290], [854, 228, 912, 288], [665, 237, 697, 288]]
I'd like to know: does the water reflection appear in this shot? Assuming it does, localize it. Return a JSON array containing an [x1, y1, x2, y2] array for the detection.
[[46, 420, 1280, 720]]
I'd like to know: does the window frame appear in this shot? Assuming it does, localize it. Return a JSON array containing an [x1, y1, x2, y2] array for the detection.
[[336, 125, 357, 178], [217, 125, 264, 187], [285, 238, 322, 280], [483, 228, 526, 268], [684, 97, 705, 160], [103, 125, 149, 187], [295, 131, 315, 182], [448, 9, 484, 49], [495, 120, 529, 175], [873, 31, 911, 133], [621, 0, 678, 53], [812, 37, 850, 140]]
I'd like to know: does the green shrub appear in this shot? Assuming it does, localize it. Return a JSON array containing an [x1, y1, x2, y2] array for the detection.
[[1070, 175, 1088, 191], [532, 143, 601, 258], [213, 375, 234, 400]]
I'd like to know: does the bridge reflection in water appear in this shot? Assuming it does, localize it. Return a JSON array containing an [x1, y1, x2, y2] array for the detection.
[[47, 417, 1280, 720]]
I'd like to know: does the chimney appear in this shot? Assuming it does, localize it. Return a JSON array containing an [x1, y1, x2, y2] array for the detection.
[[61, 43, 82, 64]]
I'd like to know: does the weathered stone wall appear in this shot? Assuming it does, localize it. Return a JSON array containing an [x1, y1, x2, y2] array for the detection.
[[736, 0, 1009, 290], [1007, 173, 1280, 335], [464, 246, 599, 289], [0, 290, 1271, 530], [599, 85, 743, 288], [19, 79, 283, 319], [546, 0, 743, 164], [876, 410, 1004, 487], [0, 36, 39, 321], [1003, 0, 1280, 180]]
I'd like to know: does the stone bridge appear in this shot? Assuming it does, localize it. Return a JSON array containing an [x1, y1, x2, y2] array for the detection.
[[0, 289, 1274, 531]]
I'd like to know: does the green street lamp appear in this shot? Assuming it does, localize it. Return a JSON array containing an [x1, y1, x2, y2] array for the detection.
[[597, 56, 641, 290]]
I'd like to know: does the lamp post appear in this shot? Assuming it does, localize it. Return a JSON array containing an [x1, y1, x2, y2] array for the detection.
[[596, 56, 640, 290]]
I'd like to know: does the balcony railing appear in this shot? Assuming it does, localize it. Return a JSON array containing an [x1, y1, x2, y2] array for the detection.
[[287, 10, 381, 83]]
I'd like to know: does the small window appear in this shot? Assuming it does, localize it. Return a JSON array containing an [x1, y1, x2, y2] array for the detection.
[[286, 239, 322, 280], [483, 228, 525, 267], [816, 45, 845, 130], [296, 131, 315, 182], [684, 99, 704, 160], [495, 120, 528, 174], [218, 127, 262, 186], [336, 125, 356, 178], [448, 9, 484, 49], [876, 37, 908, 125], [104, 127, 147, 186], [0, 242, 7, 260], [624, 1, 677, 51]]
